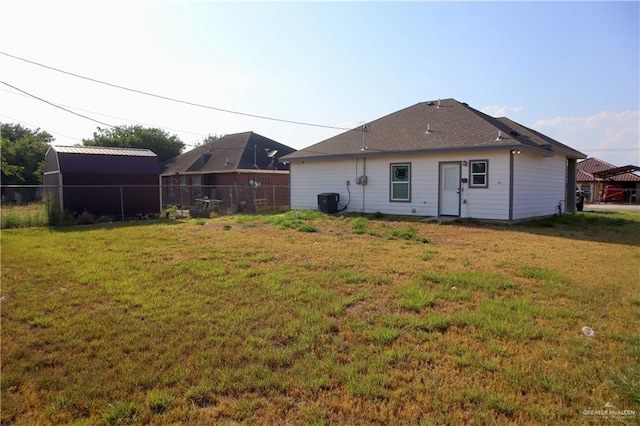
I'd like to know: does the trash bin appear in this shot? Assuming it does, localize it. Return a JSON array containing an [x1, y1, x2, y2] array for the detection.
[[317, 193, 339, 214]]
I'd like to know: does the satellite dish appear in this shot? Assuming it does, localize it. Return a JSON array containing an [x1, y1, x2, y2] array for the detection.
[[267, 149, 278, 158]]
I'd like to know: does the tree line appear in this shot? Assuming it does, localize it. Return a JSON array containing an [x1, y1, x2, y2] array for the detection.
[[1, 123, 221, 185]]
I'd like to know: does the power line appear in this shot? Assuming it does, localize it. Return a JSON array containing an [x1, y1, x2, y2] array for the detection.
[[0, 81, 115, 128], [1, 88, 210, 138], [1, 51, 355, 132], [0, 113, 84, 142]]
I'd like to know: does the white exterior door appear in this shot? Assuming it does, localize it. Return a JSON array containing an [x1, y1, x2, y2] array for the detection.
[[440, 163, 460, 216]]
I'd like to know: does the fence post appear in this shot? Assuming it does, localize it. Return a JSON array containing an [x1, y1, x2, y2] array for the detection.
[[120, 185, 125, 221]]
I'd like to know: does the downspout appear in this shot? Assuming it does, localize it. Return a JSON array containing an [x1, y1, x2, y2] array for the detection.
[[566, 158, 577, 214], [360, 125, 368, 213], [362, 157, 366, 213], [509, 151, 514, 221]]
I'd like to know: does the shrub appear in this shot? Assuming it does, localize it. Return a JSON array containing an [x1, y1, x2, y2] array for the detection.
[[76, 211, 95, 225]]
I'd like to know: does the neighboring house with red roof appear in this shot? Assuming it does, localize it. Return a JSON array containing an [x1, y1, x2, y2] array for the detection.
[[161, 132, 296, 212], [43, 146, 162, 218], [281, 98, 587, 221], [576, 158, 640, 202]]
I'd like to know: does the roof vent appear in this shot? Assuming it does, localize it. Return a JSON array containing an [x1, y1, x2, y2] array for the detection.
[[496, 130, 502, 141], [425, 123, 431, 134], [225, 157, 230, 165], [436, 99, 441, 109], [360, 124, 369, 151]]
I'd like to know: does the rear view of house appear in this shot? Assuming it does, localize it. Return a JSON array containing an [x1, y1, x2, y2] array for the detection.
[[44, 146, 161, 218], [282, 98, 587, 221]]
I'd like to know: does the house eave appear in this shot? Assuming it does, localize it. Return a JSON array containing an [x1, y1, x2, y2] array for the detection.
[[282, 144, 559, 163]]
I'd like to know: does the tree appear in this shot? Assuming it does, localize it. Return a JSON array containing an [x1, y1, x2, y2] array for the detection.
[[83, 125, 185, 162], [194, 133, 224, 147], [1, 123, 53, 184]]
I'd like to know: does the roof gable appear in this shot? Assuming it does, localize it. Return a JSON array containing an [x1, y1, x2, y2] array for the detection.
[[282, 99, 587, 161]]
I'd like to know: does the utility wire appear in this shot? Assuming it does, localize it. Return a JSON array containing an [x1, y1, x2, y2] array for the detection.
[[1, 51, 356, 132], [0, 113, 84, 142], [0, 81, 115, 128], [1, 88, 210, 138]]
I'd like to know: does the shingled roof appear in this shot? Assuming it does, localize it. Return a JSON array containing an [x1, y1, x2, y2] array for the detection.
[[161, 131, 296, 175], [282, 98, 586, 161]]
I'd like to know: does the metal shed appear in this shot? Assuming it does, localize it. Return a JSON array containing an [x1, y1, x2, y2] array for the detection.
[[44, 146, 162, 218]]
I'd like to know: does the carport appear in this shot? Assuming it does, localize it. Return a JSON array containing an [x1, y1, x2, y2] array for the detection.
[[593, 165, 640, 203]]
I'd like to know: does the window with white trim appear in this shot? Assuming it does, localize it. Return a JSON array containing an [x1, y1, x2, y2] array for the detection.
[[390, 163, 411, 201], [469, 160, 488, 188]]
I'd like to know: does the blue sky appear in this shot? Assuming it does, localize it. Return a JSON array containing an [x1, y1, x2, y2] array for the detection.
[[1, 1, 638, 166]]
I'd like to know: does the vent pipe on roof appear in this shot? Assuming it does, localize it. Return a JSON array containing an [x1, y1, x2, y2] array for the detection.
[[253, 144, 258, 168], [437, 99, 441, 109], [425, 124, 431, 134], [496, 130, 502, 141], [360, 124, 369, 151]]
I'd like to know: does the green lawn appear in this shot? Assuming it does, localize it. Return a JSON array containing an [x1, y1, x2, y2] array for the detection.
[[1, 211, 639, 425]]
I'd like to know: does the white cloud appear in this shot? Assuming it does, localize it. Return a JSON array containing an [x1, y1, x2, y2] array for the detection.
[[480, 105, 525, 117], [532, 111, 640, 166]]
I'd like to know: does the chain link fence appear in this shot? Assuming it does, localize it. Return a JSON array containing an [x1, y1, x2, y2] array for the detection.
[[1, 184, 290, 224], [163, 184, 290, 216]]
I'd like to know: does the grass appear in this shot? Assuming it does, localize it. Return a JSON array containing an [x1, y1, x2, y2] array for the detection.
[[1, 210, 639, 424], [1, 202, 50, 228]]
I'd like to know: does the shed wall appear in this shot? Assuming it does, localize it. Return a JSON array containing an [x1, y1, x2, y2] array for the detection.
[[61, 173, 160, 216]]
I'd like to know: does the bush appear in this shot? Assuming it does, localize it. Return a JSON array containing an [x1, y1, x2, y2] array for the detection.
[[76, 211, 95, 225]]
